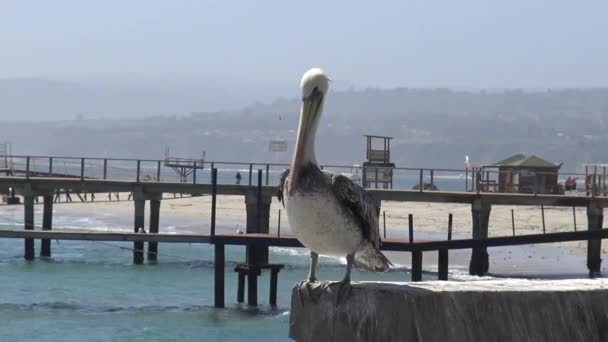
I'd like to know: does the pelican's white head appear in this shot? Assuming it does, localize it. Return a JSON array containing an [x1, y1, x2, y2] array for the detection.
[[300, 68, 330, 100], [288, 68, 330, 196]]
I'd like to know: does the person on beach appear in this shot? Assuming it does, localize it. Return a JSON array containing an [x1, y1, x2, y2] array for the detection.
[[236, 172, 242, 185]]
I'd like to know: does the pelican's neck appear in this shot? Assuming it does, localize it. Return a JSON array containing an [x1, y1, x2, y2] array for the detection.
[[293, 113, 319, 167]]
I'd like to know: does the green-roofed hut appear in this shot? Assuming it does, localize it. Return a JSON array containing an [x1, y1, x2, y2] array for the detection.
[[492, 154, 561, 194]]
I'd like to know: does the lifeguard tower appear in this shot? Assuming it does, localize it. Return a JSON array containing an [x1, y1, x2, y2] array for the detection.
[[362, 135, 395, 189], [163, 147, 206, 183]]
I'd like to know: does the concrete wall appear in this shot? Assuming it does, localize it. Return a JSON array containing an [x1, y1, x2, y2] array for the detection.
[[289, 279, 608, 342]]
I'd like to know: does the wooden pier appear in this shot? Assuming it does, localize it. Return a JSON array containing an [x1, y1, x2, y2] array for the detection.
[[0, 154, 607, 308]]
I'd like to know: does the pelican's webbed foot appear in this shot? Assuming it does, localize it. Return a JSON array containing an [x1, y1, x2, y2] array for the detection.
[[321, 279, 352, 306]]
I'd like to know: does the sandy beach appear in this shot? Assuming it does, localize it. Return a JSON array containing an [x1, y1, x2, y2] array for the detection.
[[44, 193, 605, 259], [34, 194, 606, 274]]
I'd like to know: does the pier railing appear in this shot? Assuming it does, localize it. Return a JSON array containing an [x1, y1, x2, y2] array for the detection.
[[0, 154, 604, 197]]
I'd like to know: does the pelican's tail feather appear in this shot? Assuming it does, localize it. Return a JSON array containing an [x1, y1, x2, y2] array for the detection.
[[353, 243, 392, 272]]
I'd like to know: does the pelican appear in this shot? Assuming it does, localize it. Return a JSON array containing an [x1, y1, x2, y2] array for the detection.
[[278, 68, 391, 301]]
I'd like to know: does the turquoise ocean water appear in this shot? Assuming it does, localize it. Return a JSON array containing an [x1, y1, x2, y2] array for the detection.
[[0, 211, 425, 342]]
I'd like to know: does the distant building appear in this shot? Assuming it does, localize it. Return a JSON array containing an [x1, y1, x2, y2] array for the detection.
[[489, 154, 561, 194]]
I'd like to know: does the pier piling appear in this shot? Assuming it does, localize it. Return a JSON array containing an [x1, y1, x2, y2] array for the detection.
[[237, 270, 245, 303], [438, 214, 452, 280], [24, 195, 35, 260], [148, 197, 161, 261], [133, 191, 145, 265], [587, 203, 603, 276], [411, 251, 422, 281], [247, 267, 258, 306], [469, 199, 491, 276], [40, 194, 53, 257], [214, 243, 225, 308], [269, 267, 280, 307]]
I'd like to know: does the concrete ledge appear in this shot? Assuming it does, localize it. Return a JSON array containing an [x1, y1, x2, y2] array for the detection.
[[289, 279, 608, 342]]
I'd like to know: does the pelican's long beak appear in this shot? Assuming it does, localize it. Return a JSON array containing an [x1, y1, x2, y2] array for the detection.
[[288, 88, 324, 197]]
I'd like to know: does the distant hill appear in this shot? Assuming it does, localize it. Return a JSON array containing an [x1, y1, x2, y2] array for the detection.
[[0, 77, 296, 121], [1, 86, 608, 170]]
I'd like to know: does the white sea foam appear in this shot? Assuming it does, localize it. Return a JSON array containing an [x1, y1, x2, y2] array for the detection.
[[270, 247, 308, 256]]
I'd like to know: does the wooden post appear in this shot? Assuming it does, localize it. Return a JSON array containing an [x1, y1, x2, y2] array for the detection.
[[210, 168, 217, 240], [586, 165, 589, 196], [541, 205, 546, 233], [265, 164, 270, 186], [157, 160, 161, 181], [247, 267, 258, 306], [602, 166, 606, 196], [40, 194, 53, 257], [411, 251, 422, 281], [586, 202, 603, 276], [511, 209, 516, 236], [419, 169, 423, 192], [438, 213, 452, 281], [214, 242, 225, 308], [573, 206, 577, 232], [148, 198, 161, 261], [257, 170, 262, 234], [465, 168, 469, 191], [438, 249, 448, 281], [277, 209, 281, 238], [192, 162, 197, 184], [133, 194, 145, 265], [24, 195, 35, 260], [430, 169, 434, 187], [48, 157, 53, 174], [103, 159, 107, 179], [448, 213, 453, 241], [408, 214, 414, 243], [248, 163, 253, 186], [383, 210, 387, 239], [26, 156, 30, 179], [237, 270, 245, 303], [210, 162, 215, 183], [269, 268, 279, 307], [80, 158, 85, 181], [469, 199, 491, 276], [594, 165, 598, 197], [136, 160, 141, 183]]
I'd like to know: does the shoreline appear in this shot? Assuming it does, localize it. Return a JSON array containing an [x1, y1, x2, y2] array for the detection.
[[0, 194, 604, 278]]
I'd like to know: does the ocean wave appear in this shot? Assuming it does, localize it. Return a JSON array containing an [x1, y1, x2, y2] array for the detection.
[[269, 247, 309, 257]]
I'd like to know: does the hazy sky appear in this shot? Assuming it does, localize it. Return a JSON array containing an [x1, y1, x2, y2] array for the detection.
[[1, 1, 607, 88]]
